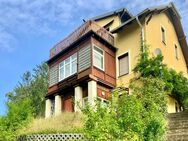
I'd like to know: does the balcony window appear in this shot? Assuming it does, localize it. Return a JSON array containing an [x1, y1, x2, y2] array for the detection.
[[93, 46, 104, 70], [59, 53, 77, 81], [71, 53, 77, 74], [65, 58, 70, 78], [59, 62, 65, 80]]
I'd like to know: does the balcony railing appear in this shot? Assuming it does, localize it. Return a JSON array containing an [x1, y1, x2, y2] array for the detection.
[[50, 20, 114, 58]]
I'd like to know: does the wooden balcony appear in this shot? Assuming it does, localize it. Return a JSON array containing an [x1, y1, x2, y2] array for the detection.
[[50, 20, 114, 58]]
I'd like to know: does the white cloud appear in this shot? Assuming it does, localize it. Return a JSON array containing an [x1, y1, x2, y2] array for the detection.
[[0, 29, 16, 52], [0, 0, 187, 51]]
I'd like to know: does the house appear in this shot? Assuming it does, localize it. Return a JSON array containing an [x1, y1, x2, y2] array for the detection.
[[45, 2, 188, 118]]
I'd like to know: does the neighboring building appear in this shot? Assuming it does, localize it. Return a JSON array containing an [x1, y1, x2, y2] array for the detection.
[[45, 2, 188, 118]]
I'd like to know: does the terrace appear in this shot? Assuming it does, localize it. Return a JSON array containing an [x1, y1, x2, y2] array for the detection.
[[50, 20, 114, 58]]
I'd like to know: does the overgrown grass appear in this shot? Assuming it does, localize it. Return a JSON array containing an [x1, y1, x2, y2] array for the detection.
[[18, 112, 84, 135]]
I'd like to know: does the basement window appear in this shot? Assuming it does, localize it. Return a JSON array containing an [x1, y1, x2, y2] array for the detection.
[[82, 97, 88, 108]]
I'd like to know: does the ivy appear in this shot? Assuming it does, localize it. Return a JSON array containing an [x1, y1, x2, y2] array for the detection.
[[134, 42, 188, 109]]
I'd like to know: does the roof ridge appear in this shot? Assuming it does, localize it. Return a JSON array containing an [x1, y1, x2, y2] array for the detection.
[[90, 7, 132, 21]]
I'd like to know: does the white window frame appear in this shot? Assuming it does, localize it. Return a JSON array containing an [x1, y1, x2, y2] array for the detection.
[[59, 61, 65, 81], [93, 45, 104, 71], [59, 53, 77, 81]]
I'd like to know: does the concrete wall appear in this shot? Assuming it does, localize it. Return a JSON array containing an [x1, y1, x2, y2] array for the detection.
[[167, 95, 180, 113]]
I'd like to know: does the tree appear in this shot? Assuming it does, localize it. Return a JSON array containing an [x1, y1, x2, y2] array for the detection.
[[6, 62, 48, 117], [0, 62, 48, 140], [0, 99, 33, 141]]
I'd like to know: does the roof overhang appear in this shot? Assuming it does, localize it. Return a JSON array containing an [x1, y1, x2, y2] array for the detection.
[[90, 8, 133, 21]]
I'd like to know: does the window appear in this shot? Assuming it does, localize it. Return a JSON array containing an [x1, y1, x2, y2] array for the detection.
[[82, 97, 88, 108], [93, 46, 104, 70], [59, 53, 77, 81], [161, 26, 166, 44], [59, 62, 64, 80], [175, 45, 178, 60], [71, 53, 77, 74], [118, 53, 129, 76], [65, 58, 70, 78], [51, 99, 55, 116]]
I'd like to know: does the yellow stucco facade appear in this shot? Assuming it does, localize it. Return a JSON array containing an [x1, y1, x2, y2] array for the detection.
[[95, 11, 187, 113], [167, 95, 180, 113], [145, 13, 187, 74]]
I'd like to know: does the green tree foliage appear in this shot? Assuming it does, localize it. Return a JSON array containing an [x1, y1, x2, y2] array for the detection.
[[6, 63, 48, 117], [134, 43, 188, 109], [82, 77, 167, 141], [0, 62, 48, 140], [0, 99, 33, 140]]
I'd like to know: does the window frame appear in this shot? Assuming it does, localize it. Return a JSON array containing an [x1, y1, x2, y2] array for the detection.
[[59, 61, 65, 81], [93, 45, 105, 71], [59, 53, 77, 81], [118, 52, 130, 77]]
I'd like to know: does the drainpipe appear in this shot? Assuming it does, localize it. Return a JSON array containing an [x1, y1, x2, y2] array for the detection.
[[136, 16, 145, 52]]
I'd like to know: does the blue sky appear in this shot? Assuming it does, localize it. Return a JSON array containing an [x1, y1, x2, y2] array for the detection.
[[0, 0, 187, 115]]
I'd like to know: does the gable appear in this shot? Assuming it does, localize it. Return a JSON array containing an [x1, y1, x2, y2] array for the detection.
[[145, 12, 188, 74]]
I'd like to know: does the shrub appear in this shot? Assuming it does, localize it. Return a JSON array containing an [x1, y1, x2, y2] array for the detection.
[[82, 77, 167, 141], [0, 99, 33, 141]]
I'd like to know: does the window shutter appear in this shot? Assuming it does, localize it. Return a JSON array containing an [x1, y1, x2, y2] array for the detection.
[[49, 65, 58, 87], [119, 54, 129, 76], [78, 45, 91, 72]]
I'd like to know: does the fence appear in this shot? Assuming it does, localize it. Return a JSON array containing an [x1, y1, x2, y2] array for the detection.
[[17, 133, 84, 141]]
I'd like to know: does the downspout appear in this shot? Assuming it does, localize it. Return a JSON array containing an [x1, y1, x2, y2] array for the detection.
[[136, 16, 145, 52]]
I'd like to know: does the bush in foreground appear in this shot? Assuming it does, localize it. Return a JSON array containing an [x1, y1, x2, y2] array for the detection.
[[82, 77, 167, 141]]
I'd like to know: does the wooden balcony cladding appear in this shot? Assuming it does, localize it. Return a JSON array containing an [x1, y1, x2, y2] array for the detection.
[[47, 36, 116, 96], [91, 37, 116, 87], [50, 20, 114, 58]]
